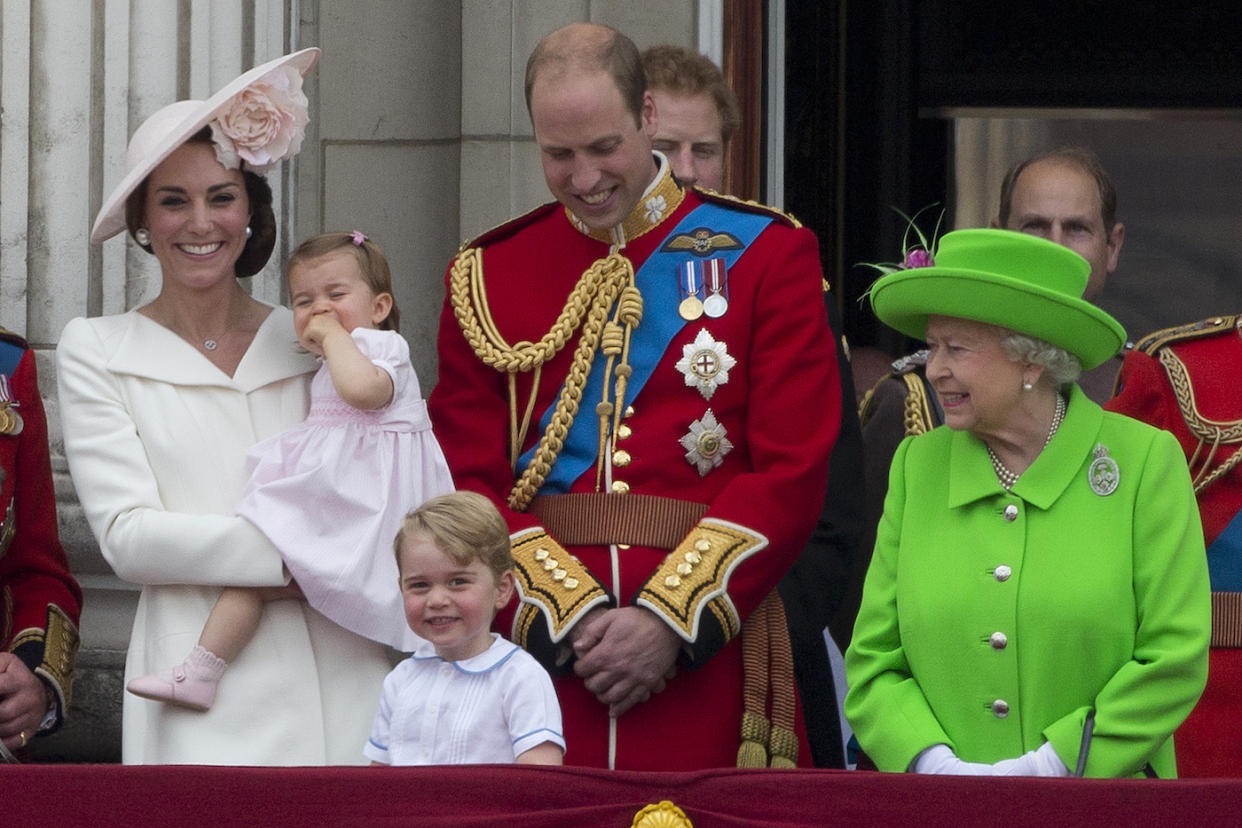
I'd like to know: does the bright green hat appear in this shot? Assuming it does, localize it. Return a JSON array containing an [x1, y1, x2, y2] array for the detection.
[[868, 228, 1125, 370]]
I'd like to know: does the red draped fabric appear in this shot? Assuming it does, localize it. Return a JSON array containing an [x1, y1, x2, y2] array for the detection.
[[8, 765, 1242, 826]]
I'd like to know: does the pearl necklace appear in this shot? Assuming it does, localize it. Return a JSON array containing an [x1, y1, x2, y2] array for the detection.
[[987, 393, 1066, 491]]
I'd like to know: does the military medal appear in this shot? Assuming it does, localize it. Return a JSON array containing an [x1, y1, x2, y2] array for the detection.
[[702, 258, 729, 318], [679, 408, 734, 476], [0, 375, 22, 436], [1088, 443, 1119, 496], [678, 296, 703, 321], [675, 329, 736, 400], [678, 261, 704, 320]]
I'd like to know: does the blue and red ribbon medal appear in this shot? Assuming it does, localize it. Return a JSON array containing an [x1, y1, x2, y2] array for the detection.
[[678, 260, 705, 321], [702, 258, 729, 318]]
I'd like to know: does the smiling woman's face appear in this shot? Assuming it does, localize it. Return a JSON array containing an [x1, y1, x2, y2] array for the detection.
[[924, 315, 1027, 439], [142, 141, 251, 291]]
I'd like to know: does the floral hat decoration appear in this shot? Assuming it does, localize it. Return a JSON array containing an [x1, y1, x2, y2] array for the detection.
[[868, 226, 1126, 370], [90, 47, 320, 243], [858, 204, 944, 275]]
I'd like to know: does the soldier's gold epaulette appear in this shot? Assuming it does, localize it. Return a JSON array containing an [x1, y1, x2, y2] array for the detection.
[[456, 201, 562, 253], [856, 351, 937, 436], [693, 187, 802, 229], [1133, 315, 1239, 355], [0, 326, 27, 350]]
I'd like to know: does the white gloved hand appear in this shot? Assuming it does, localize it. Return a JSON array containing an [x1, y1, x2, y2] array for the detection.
[[912, 743, 997, 775], [992, 742, 1071, 777]]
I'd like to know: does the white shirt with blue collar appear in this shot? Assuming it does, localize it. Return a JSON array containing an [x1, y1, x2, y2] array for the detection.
[[364, 633, 564, 765]]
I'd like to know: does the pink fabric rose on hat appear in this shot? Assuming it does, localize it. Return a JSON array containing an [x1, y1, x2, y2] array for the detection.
[[210, 64, 310, 175]]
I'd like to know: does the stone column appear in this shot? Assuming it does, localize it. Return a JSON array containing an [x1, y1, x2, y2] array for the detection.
[[20, 0, 303, 762]]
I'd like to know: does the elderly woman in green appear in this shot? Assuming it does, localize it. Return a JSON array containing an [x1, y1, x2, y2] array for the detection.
[[845, 229, 1209, 778]]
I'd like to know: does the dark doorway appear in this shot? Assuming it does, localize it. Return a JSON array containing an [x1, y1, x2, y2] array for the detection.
[[783, 0, 1242, 365]]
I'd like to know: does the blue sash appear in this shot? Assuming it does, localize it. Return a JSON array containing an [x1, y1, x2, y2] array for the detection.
[[519, 202, 773, 495], [1207, 502, 1242, 591], [0, 340, 22, 377]]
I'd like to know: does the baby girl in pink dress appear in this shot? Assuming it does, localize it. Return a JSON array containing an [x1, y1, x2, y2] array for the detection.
[[128, 231, 453, 710]]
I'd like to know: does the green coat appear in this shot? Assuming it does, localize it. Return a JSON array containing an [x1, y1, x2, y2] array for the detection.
[[845, 384, 1210, 777]]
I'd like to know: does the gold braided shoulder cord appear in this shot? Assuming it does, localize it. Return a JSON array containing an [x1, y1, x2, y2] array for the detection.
[[1158, 348, 1242, 493], [450, 247, 637, 511], [901, 373, 936, 436], [857, 373, 937, 436]]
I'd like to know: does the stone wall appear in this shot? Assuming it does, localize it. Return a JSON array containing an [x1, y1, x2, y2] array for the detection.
[[8, 0, 702, 762]]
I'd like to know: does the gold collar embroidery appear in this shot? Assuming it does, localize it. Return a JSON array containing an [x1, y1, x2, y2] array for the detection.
[[565, 157, 685, 248]]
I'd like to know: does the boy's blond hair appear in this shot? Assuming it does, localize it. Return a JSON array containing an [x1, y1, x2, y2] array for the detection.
[[394, 491, 513, 579]]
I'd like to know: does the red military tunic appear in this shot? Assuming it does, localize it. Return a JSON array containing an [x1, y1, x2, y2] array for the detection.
[[0, 329, 82, 738], [1106, 315, 1242, 777], [429, 163, 839, 770]]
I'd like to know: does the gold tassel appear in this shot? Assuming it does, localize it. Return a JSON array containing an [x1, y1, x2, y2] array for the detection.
[[737, 596, 773, 768], [736, 711, 770, 768], [768, 726, 798, 768], [766, 592, 799, 767]]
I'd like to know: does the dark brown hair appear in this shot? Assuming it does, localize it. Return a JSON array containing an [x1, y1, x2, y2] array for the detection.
[[642, 45, 741, 145], [998, 146, 1118, 233], [124, 127, 276, 278]]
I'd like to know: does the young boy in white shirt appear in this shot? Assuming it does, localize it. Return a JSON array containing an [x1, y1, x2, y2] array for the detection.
[[366, 491, 565, 765]]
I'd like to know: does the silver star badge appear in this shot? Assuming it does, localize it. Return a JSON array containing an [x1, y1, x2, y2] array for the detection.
[[675, 329, 737, 400], [679, 409, 734, 476]]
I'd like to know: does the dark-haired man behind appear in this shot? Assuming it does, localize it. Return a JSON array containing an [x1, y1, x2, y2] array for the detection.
[[643, 43, 865, 768], [992, 147, 1125, 402], [642, 44, 740, 191]]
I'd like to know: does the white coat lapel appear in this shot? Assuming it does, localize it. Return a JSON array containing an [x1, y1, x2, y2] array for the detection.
[[108, 307, 317, 391]]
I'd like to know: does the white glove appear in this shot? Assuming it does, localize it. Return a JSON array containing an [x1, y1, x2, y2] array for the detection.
[[992, 742, 1071, 777], [912, 743, 997, 775]]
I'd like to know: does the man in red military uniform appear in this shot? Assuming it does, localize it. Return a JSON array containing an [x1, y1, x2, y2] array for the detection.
[[1107, 316, 1242, 777], [0, 327, 82, 761], [429, 23, 839, 770]]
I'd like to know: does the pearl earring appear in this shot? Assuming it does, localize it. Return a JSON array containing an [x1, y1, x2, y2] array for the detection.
[[135, 228, 150, 246], [245, 226, 253, 240], [1022, 381, 1033, 391]]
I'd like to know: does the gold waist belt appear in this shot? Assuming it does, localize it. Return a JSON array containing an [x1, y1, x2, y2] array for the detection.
[[529, 493, 707, 551]]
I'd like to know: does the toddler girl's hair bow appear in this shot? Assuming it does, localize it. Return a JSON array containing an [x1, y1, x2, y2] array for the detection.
[[350, 230, 368, 246]]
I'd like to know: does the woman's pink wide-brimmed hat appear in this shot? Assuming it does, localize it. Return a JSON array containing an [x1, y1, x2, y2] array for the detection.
[[91, 47, 319, 243]]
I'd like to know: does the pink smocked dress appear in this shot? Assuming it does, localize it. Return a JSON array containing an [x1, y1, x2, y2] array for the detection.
[[236, 327, 454, 651]]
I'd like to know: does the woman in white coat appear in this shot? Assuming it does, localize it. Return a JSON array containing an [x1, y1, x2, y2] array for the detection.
[[56, 48, 391, 764]]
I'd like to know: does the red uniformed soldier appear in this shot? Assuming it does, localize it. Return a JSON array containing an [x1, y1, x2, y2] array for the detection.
[[1106, 315, 1242, 777], [0, 327, 82, 760], [429, 23, 838, 770]]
